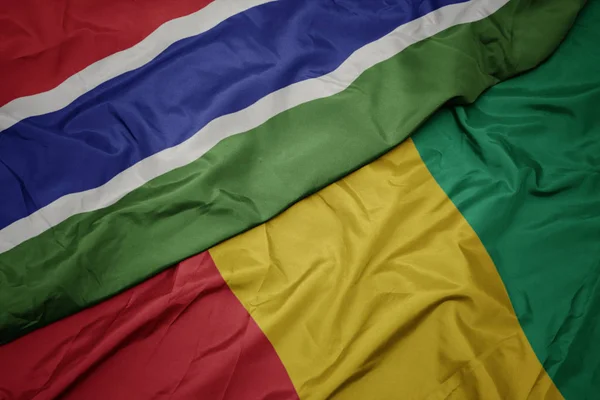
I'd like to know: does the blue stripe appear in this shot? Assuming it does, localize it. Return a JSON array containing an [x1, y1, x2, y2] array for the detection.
[[0, 0, 466, 230]]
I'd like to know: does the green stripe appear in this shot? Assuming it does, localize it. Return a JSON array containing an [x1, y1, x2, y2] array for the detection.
[[414, 2, 598, 399], [0, 0, 584, 344]]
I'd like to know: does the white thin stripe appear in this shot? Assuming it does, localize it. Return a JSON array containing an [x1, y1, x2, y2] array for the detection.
[[0, 0, 275, 133], [0, 0, 509, 253]]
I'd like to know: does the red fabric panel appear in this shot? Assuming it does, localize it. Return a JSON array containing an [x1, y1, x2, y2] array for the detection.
[[0, 252, 298, 400], [0, 0, 214, 106]]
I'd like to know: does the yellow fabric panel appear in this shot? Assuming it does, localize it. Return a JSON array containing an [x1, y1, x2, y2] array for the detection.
[[210, 139, 561, 400]]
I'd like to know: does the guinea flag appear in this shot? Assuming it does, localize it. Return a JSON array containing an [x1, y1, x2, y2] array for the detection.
[[0, 0, 597, 399]]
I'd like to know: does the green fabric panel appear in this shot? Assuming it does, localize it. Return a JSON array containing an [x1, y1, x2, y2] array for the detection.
[[414, 2, 599, 398], [0, 0, 584, 344]]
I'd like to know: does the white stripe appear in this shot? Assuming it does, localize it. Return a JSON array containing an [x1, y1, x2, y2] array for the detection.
[[0, 0, 274, 133], [0, 0, 509, 254]]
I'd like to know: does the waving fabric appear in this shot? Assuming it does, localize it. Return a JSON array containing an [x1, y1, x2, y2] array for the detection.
[[0, 0, 584, 344], [0, 0, 597, 399]]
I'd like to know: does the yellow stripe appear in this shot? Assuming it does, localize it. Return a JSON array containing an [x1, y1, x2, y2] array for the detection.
[[210, 139, 561, 399]]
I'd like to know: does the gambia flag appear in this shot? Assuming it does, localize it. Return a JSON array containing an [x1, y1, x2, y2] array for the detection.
[[0, 0, 598, 398]]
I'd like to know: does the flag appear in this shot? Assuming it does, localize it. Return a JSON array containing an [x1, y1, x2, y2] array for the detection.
[[0, 0, 597, 399]]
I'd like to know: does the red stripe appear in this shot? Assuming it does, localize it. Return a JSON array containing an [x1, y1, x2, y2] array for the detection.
[[0, 252, 298, 400], [0, 0, 213, 106]]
